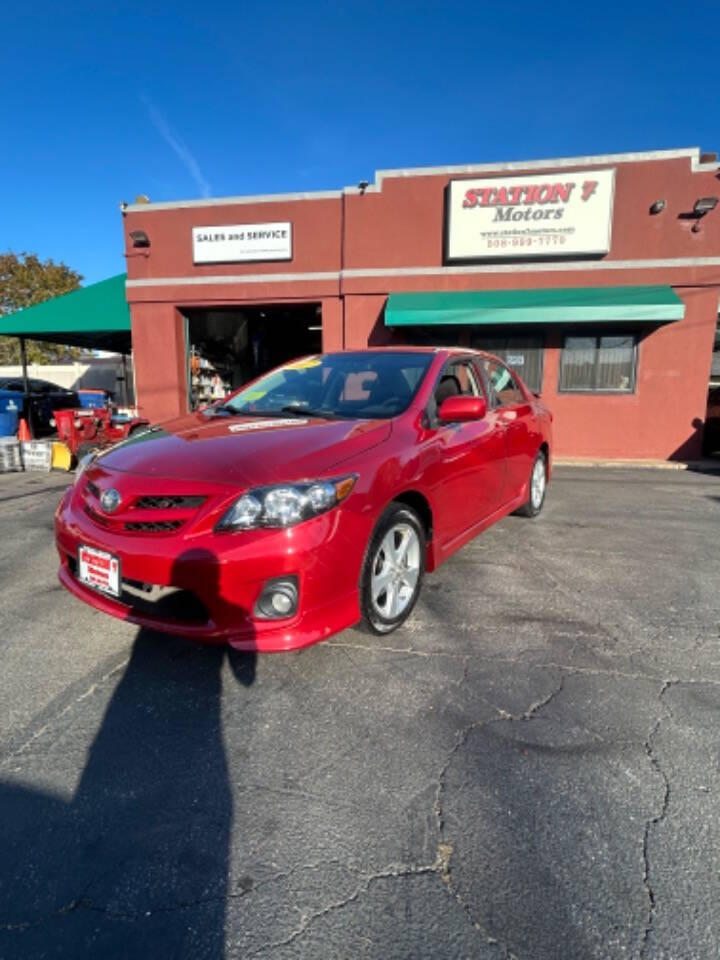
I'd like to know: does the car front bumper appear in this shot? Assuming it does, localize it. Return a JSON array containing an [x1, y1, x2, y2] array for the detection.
[[55, 482, 366, 653]]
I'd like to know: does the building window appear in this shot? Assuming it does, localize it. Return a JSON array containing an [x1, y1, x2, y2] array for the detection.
[[470, 334, 544, 393], [559, 334, 637, 393]]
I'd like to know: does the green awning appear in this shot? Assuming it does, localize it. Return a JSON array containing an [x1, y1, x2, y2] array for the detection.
[[0, 273, 131, 352], [385, 285, 685, 327]]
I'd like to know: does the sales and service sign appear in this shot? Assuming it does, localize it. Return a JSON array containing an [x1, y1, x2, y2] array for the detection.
[[192, 222, 292, 263], [446, 169, 615, 260]]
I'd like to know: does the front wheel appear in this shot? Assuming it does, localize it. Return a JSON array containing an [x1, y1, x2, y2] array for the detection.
[[359, 504, 426, 635], [515, 450, 548, 518]]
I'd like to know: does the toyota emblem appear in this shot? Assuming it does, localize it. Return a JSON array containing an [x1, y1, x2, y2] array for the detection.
[[100, 488, 122, 513]]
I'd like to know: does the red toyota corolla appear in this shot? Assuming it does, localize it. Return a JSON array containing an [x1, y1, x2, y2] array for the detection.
[[55, 348, 552, 652]]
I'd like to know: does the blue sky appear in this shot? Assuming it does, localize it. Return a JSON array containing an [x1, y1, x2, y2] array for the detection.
[[2, 0, 718, 284]]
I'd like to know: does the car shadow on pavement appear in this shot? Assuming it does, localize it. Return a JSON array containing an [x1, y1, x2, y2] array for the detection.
[[0, 629, 255, 959]]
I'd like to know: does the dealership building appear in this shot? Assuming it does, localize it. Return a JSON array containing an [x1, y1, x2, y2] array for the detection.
[[121, 146, 720, 461]]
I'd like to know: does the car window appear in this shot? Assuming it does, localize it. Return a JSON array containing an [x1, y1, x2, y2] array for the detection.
[[428, 359, 483, 422], [482, 358, 525, 407], [433, 360, 481, 406]]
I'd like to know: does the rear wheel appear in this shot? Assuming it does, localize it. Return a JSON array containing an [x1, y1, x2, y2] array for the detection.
[[359, 504, 425, 635], [516, 451, 547, 518]]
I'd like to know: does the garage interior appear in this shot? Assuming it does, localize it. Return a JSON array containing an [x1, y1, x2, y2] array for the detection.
[[184, 302, 322, 409]]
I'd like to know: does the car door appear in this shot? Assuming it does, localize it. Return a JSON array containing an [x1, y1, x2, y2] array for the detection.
[[479, 356, 540, 500], [420, 357, 507, 547]]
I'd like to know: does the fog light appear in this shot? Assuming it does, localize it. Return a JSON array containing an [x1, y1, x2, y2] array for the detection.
[[271, 592, 293, 615], [254, 576, 299, 619]]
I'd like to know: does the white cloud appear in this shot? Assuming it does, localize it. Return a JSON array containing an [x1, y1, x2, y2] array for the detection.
[[141, 95, 211, 198]]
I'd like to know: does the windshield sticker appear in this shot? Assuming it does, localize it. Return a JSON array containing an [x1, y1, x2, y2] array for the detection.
[[240, 389, 268, 402], [228, 419, 309, 432], [283, 357, 322, 370]]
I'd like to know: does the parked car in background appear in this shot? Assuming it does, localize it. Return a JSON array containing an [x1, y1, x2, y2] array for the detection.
[[0, 377, 79, 433], [56, 348, 553, 652]]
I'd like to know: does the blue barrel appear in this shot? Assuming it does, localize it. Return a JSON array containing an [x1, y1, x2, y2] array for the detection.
[[77, 389, 109, 409], [0, 390, 21, 436]]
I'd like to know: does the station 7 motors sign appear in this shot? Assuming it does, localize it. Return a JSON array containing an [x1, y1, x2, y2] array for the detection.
[[446, 168, 615, 260]]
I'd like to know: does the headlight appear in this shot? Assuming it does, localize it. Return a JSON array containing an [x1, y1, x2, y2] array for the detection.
[[216, 475, 357, 531]]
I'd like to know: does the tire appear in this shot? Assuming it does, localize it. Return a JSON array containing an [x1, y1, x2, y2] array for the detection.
[[515, 450, 548, 518], [358, 503, 426, 635]]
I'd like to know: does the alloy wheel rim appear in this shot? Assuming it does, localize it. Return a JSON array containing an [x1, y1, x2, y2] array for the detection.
[[531, 458, 546, 508], [371, 523, 421, 620]]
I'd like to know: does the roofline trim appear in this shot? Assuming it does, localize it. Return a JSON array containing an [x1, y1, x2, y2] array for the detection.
[[363, 147, 717, 193], [125, 255, 720, 289], [123, 148, 718, 213], [123, 191, 342, 213]]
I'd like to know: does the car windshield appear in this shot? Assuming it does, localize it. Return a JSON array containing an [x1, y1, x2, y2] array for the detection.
[[219, 352, 434, 420]]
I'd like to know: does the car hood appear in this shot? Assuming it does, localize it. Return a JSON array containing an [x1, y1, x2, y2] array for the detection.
[[95, 413, 393, 487]]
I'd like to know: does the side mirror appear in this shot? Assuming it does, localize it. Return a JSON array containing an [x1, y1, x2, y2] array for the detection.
[[438, 395, 487, 422]]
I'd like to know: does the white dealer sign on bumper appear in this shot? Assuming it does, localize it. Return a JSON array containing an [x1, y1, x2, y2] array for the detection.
[[446, 168, 615, 260]]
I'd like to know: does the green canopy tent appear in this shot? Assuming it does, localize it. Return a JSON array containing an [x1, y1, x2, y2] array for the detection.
[[0, 273, 131, 352], [0, 273, 131, 401]]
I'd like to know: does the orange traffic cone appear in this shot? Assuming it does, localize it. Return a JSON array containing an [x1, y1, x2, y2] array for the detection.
[[18, 418, 31, 442]]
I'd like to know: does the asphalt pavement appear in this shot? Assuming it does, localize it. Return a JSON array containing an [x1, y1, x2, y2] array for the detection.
[[0, 465, 719, 959]]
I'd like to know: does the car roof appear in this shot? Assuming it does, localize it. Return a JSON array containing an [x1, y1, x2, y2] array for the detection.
[[325, 346, 507, 366], [327, 346, 490, 358]]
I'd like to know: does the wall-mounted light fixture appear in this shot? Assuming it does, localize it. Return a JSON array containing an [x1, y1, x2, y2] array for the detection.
[[693, 196, 718, 216], [129, 230, 150, 248], [691, 196, 718, 232], [649, 199, 666, 215]]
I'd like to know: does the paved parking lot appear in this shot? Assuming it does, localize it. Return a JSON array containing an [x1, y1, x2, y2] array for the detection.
[[0, 465, 719, 959]]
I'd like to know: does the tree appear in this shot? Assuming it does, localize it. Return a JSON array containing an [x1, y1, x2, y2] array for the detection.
[[0, 252, 84, 364]]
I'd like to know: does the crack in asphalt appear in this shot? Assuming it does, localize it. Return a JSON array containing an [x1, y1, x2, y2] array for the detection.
[[241, 856, 459, 958], [0, 859, 349, 931], [429, 670, 566, 960], [640, 680, 673, 960], [325, 640, 720, 690], [0, 898, 84, 932], [0, 655, 131, 768], [222, 678, 570, 958]]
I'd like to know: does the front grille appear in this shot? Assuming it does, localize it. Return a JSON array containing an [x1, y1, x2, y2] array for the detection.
[[82, 479, 205, 535], [135, 495, 206, 510], [125, 520, 184, 533]]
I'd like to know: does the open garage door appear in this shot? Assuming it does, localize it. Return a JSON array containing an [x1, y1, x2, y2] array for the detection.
[[184, 302, 322, 410]]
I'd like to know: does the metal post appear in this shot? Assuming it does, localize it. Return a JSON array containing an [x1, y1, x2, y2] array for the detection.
[[19, 336, 29, 393], [19, 336, 33, 436]]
